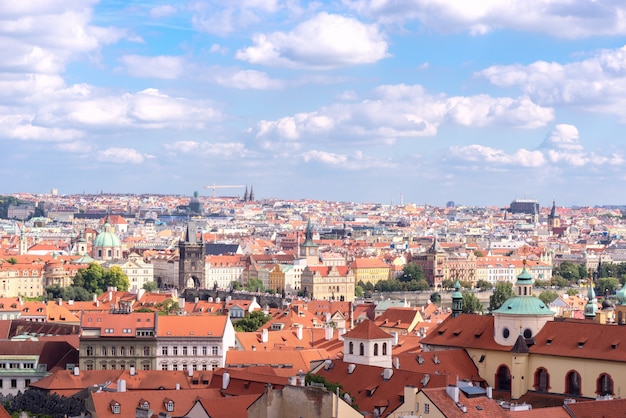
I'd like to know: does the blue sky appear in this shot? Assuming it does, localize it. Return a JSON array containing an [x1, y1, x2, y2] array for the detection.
[[3, 1, 626, 207]]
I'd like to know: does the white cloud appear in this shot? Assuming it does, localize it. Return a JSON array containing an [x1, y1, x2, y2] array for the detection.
[[448, 144, 546, 168], [477, 44, 626, 121], [449, 124, 624, 169], [36, 88, 221, 129], [0, 113, 82, 141], [214, 69, 284, 89], [150, 5, 178, 18], [0, 2, 124, 74], [96, 147, 148, 164], [191, 0, 280, 36], [301, 149, 396, 169], [120, 55, 185, 79], [255, 84, 553, 145], [236, 12, 389, 69], [163, 140, 250, 158], [344, 0, 626, 38]]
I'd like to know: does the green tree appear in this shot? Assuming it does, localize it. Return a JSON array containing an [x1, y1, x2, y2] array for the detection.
[[441, 279, 455, 290], [143, 281, 158, 292], [230, 280, 242, 290], [460, 280, 473, 289], [400, 263, 425, 282], [462, 291, 483, 314], [551, 275, 569, 288], [156, 298, 179, 314], [474, 249, 485, 257], [6, 257, 17, 264], [488, 281, 514, 312], [104, 266, 130, 291], [234, 310, 271, 332], [538, 290, 559, 305], [355, 285, 364, 298], [246, 278, 264, 292], [566, 288, 578, 296], [406, 279, 430, 291], [60, 286, 92, 301], [595, 277, 620, 295], [476, 280, 491, 291], [73, 262, 106, 294], [555, 261, 582, 282], [430, 292, 441, 304]]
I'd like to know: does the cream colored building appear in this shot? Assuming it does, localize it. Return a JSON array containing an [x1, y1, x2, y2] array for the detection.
[[301, 265, 355, 302]]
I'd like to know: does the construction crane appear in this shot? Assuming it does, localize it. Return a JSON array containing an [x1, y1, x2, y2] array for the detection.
[[204, 183, 245, 198]]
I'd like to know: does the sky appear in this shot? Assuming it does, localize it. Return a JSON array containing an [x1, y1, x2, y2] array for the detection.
[[3, 1, 626, 208]]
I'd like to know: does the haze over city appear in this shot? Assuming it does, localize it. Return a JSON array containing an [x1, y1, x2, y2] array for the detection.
[[3, 1, 626, 206]]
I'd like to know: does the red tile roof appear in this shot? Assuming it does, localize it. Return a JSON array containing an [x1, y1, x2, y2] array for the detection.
[[343, 320, 392, 341]]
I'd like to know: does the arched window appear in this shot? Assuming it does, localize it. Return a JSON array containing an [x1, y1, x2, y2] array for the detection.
[[374, 343, 378, 356], [382, 343, 387, 356], [565, 370, 582, 397], [349, 342, 353, 355], [359, 343, 364, 356], [496, 365, 511, 391], [534, 368, 550, 392], [597, 373, 614, 396]]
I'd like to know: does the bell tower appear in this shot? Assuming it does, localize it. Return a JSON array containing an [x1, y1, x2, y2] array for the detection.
[[178, 222, 205, 289]]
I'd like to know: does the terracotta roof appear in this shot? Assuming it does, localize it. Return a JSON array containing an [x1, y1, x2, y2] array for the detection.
[[196, 394, 261, 418], [226, 349, 329, 376], [316, 359, 451, 417], [420, 314, 509, 352], [394, 349, 479, 381], [157, 315, 228, 338], [343, 320, 392, 341], [420, 386, 510, 417], [531, 319, 626, 362]]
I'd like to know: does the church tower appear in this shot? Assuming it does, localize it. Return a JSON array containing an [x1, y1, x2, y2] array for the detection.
[[178, 222, 205, 289], [548, 200, 561, 229], [299, 219, 319, 265], [451, 280, 463, 318], [18, 225, 28, 255]]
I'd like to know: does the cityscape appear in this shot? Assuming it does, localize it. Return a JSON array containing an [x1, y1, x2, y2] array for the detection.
[[0, 191, 625, 416], [5, 0, 626, 416]]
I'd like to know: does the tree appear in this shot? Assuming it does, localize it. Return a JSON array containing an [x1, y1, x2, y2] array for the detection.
[[400, 263, 425, 282], [156, 298, 179, 314], [430, 292, 441, 303], [355, 285, 364, 298], [143, 281, 158, 292], [246, 278, 264, 292], [462, 291, 483, 314], [406, 279, 430, 291], [538, 290, 559, 305], [595, 277, 620, 295], [488, 281, 514, 312], [6, 257, 17, 264], [566, 288, 578, 296], [441, 279, 455, 290], [73, 262, 106, 294], [476, 280, 491, 291], [60, 286, 92, 301], [234, 310, 271, 332], [474, 249, 485, 257], [105, 266, 130, 291]]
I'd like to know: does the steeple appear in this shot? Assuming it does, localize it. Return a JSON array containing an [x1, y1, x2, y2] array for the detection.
[[249, 185, 254, 202], [584, 275, 598, 320], [243, 186, 249, 202], [451, 280, 463, 318]]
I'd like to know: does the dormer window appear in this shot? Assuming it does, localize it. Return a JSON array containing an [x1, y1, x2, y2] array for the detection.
[[139, 400, 149, 410], [111, 402, 120, 414], [165, 400, 174, 412]]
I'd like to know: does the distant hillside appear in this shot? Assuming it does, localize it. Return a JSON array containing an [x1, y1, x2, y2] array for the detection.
[[0, 195, 30, 220]]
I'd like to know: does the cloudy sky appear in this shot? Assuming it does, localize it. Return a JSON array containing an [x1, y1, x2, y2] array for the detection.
[[3, 1, 626, 207]]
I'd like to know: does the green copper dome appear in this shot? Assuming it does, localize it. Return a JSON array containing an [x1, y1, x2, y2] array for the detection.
[[93, 223, 121, 248]]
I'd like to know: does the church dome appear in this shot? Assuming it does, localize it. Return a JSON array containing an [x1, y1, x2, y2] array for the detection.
[[93, 223, 121, 248]]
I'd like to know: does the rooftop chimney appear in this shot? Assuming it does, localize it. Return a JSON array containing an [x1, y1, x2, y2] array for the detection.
[[261, 328, 269, 343], [222, 372, 230, 390], [73, 366, 79, 376]]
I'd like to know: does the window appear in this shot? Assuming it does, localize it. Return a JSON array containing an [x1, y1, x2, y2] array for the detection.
[[111, 347, 117, 356], [523, 328, 532, 339], [129, 346, 135, 356], [202, 346, 208, 356], [173, 364, 178, 371], [534, 368, 549, 393], [382, 343, 387, 356], [502, 328, 510, 339], [182, 346, 188, 356], [86, 346, 94, 356], [212, 346, 218, 356], [111, 403, 120, 414], [161, 364, 168, 371], [424, 403, 430, 413], [165, 401, 174, 412], [374, 343, 378, 356], [143, 364, 150, 371], [566, 370, 581, 397], [349, 342, 353, 355], [173, 346, 178, 355], [120, 346, 126, 356], [192, 346, 198, 356], [162, 346, 168, 355], [10, 380, 17, 389], [86, 363, 94, 371], [143, 346, 150, 356], [101, 364, 107, 370], [101, 347, 108, 356], [597, 373, 614, 396], [359, 343, 364, 356]]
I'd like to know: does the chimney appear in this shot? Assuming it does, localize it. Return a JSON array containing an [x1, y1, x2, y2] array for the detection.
[[108, 290, 113, 302], [421, 374, 431, 387], [338, 327, 345, 341], [175, 383, 180, 390], [393, 357, 400, 369], [486, 386, 493, 399], [383, 368, 393, 380], [446, 385, 460, 402], [117, 379, 126, 392], [194, 297, 199, 304], [73, 366, 80, 376], [261, 328, 269, 343], [178, 297, 185, 310], [222, 372, 230, 390], [391, 331, 399, 346], [325, 325, 333, 341], [188, 368, 193, 377], [130, 366, 136, 376], [296, 325, 303, 340], [58, 298, 62, 306]]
